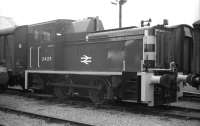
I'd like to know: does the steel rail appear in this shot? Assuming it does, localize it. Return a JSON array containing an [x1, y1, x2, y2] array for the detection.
[[0, 106, 94, 126], [157, 105, 200, 120]]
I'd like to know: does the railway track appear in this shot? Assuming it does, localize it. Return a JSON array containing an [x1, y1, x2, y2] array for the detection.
[[101, 101, 200, 121], [2, 89, 200, 121], [183, 92, 200, 101], [156, 105, 200, 120], [0, 105, 93, 126]]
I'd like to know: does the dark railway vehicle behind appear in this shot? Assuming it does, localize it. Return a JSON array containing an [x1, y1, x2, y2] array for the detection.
[[156, 25, 193, 73], [0, 18, 16, 91], [189, 20, 200, 90], [192, 20, 200, 74], [0, 17, 200, 106]]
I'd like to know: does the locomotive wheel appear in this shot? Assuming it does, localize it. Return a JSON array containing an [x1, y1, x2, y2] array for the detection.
[[89, 78, 108, 105], [53, 86, 70, 99]]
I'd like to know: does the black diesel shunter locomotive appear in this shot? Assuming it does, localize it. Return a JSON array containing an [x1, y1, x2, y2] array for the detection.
[[0, 17, 200, 106]]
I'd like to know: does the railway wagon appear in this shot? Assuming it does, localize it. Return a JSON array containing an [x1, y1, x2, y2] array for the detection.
[[0, 17, 16, 91], [157, 24, 200, 94], [0, 17, 200, 106], [192, 20, 200, 75], [183, 20, 200, 93], [157, 25, 193, 73]]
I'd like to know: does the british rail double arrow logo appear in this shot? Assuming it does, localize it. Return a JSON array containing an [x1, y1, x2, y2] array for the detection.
[[80, 55, 92, 64]]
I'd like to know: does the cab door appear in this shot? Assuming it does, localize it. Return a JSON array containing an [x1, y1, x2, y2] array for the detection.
[[28, 44, 55, 70], [38, 44, 55, 70], [28, 45, 37, 70]]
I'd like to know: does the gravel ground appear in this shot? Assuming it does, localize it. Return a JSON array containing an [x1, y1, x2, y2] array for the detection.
[[0, 111, 66, 126], [0, 94, 200, 126]]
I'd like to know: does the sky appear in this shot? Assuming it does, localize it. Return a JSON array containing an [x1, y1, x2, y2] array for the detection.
[[0, 0, 199, 29]]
